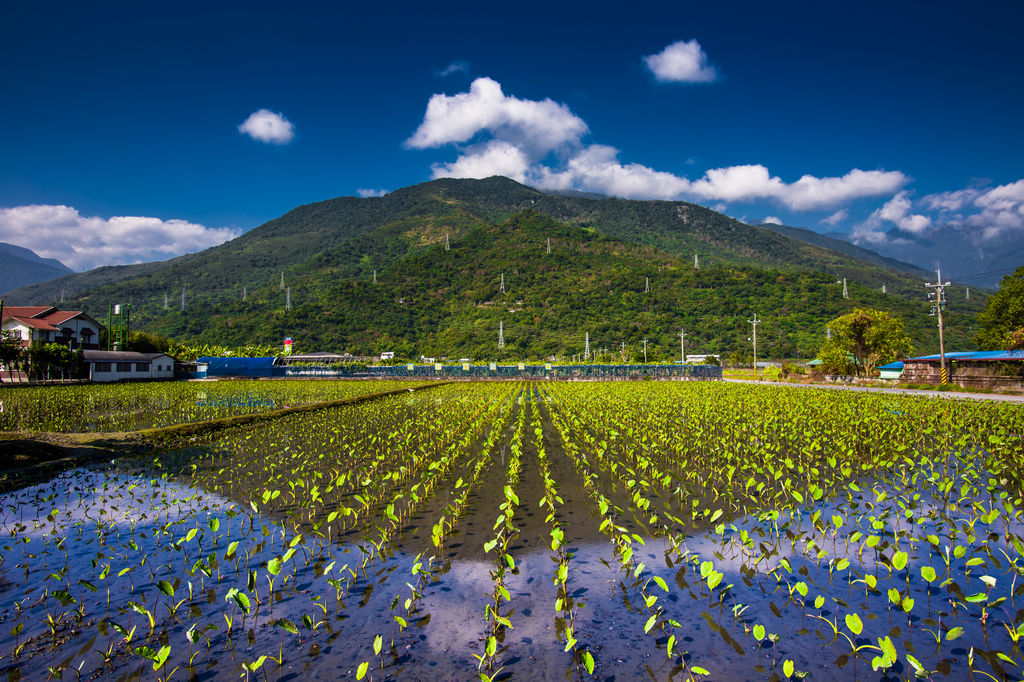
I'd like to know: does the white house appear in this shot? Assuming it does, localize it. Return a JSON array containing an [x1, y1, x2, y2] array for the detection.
[[82, 350, 175, 382], [2, 306, 102, 349]]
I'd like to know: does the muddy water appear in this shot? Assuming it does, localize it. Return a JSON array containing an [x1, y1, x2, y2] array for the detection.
[[1, 383, 1022, 680]]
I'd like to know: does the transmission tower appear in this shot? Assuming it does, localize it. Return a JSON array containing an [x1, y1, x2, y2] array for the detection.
[[966, 288, 970, 300], [584, 332, 590, 361], [882, 284, 887, 294], [679, 328, 687, 363], [372, 269, 377, 284], [842, 278, 849, 299], [925, 268, 950, 383], [280, 272, 285, 290], [445, 232, 450, 251], [60, 288, 65, 303], [498, 320, 505, 349], [286, 286, 291, 311], [644, 276, 650, 293], [500, 273, 505, 294], [163, 293, 168, 309], [694, 253, 699, 269], [242, 286, 247, 302], [180, 287, 186, 312], [642, 337, 648, 363], [620, 341, 626, 363], [546, 237, 551, 254]]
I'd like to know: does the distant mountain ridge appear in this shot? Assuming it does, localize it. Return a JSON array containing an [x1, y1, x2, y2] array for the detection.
[[0, 243, 73, 296], [3, 176, 984, 357]]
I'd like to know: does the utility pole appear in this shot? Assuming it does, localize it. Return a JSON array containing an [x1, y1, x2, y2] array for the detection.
[[498, 320, 505, 349], [679, 328, 687, 363], [584, 332, 590, 361], [748, 313, 760, 380], [286, 286, 291, 311], [926, 268, 950, 384], [842, 278, 849, 299], [642, 337, 648, 363]]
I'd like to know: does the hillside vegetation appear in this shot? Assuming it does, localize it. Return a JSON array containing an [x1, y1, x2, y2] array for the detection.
[[7, 177, 984, 359]]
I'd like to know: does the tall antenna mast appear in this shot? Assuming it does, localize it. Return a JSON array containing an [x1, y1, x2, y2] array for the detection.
[[925, 268, 950, 384], [498, 320, 505, 349]]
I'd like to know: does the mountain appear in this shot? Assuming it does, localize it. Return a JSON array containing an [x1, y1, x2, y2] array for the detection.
[[4, 177, 985, 358], [822, 224, 1024, 289], [0, 243, 73, 295], [756, 222, 931, 279]]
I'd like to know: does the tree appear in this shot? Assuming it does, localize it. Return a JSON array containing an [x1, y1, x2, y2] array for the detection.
[[976, 266, 1024, 350], [818, 308, 913, 377], [0, 332, 22, 383]]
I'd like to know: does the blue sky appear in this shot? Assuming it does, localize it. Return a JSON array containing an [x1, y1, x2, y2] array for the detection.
[[1, 1, 1022, 271]]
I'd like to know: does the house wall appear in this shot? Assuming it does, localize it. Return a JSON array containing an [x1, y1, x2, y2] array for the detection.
[[89, 355, 175, 382], [902, 361, 1023, 389], [55, 318, 100, 348]]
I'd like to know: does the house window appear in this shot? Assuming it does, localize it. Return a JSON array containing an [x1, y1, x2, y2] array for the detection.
[[116, 362, 132, 372], [94, 362, 111, 372], [135, 362, 150, 372], [80, 328, 95, 340]]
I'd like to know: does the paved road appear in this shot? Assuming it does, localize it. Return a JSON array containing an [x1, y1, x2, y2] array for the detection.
[[724, 378, 1024, 403]]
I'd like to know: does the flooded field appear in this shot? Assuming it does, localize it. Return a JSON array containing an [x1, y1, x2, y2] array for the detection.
[[0, 380, 1022, 680]]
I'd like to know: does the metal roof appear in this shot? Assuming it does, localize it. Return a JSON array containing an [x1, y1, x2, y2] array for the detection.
[[82, 350, 156, 362], [878, 361, 904, 370], [904, 350, 1024, 363]]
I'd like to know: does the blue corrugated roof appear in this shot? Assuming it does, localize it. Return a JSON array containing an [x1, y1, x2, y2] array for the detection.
[[905, 350, 1024, 362], [878, 361, 904, 370], [199, 356, 281, 376]]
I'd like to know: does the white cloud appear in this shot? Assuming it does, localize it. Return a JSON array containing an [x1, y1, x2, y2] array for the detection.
[[405, 77, 588, 160], [762, 216, 782, 225], [687, 165, 907, 210], [643, 39, 717, 83], [851, 191, 932, 244], [356, 188, 389, 197], [533, 145, 691, 199], [238, 109, 295, 144], [408, 76, 908, 210], [0, 205, 240, 271], [430, 140, 530, 183], [820, 209, 849, 227], [437, 61, 469, 77]]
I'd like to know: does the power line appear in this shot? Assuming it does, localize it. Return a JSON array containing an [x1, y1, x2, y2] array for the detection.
[[925, 268, 950, 384]]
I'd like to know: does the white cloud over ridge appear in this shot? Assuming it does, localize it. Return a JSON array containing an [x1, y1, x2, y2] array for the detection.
[[763, 216, 782, 225], [238, 109, 295, 144], [0, 205, 240, 271], [407, 77, 909, 211], [644, 39, 717, 83], [357, 188, 390, 197], [852, 180, 1024, 246]]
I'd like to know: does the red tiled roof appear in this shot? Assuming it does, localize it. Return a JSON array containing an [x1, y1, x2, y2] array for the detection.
[[6, 316, 59, 331], [42, 310, 85, 326], [3, 306, 56, 319]]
